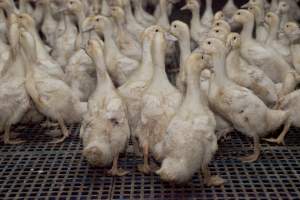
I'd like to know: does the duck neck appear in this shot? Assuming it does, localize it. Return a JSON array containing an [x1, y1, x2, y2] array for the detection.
[[101, 0, 110, 16], [255, 9, 265, 26], [158, 0, 169, 27], [241, 18, 255, 42], [75, 9, 86, 32], [152, 42, 168, 82], [3, 2, 18, 16], [205, 0, 213, 12], [27, 26, 48, 57], [270, 0, 278, 11], [267, 21, 280, 42], [92, 53, 113, 87], [212, 51, 231, 85], [227, 47, 240, 71], [19, 0, 31, 13], [191, 8, 201, 28], [185, 66, 202, 103], [103, 27, 120, 56], [124, 3, 137, 24], [178, 35, 191, 68], [280, 12, 288, 27], [140, 36, 153, 72]]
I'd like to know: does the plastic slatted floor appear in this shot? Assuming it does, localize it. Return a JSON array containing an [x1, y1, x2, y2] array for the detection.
[[0, 124, 300, 200]]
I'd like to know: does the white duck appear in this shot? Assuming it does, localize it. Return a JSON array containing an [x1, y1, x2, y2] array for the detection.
[[110, 6, 142, 61], [39, 0, 58, 48], [80, 39, 130, 176], [276, 1, 290, 30], [155, 52, 224, 186], [64, 16, 101, 102], [84, 15, 139, 86], [202, 37, 289, 162], [247, 4, 268, 43], [20, 30, 87, 143], [51, 0, 78, 67], [17, 13, 65, 80], [0, 15, 30, 144], [138, 27, 182, 174], [122, 0, 145, 41], [132, 0, 156, 27], [264, 11, 291, 64], [118, 26, 158, 155], [283, 22, 300, 74], [169, 20, 191, 94], [233, 9, 299, 100], [181, 0, 209, 45], [201, 0, 214, 28], [225, 32, 278, 106]]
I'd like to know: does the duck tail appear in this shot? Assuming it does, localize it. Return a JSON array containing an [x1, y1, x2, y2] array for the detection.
[[83, 141, 113, 167]]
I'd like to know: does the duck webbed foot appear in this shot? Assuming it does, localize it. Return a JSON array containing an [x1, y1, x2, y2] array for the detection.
[[201, 164, 225, 187], [49, 117, 69, 144], [239, 134, 260, 163], [107, 154, 129, 177], [3, 125, 25, 145], [264, 119, 291, 146]]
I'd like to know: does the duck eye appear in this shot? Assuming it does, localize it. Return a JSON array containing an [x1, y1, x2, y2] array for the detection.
[[155, 29, 159, 32], [208, 41, 211, 45], [216, 23, 219, 26], [237, 12, 241, 15], [233, 36, 236, 40], [174, 25, 177, 28], [201, 56, 204, 59], [216, 30, 219, 33]]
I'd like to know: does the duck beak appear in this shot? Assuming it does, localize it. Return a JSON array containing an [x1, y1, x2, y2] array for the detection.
[[164, 32, 177, 42], [82, 17, 95, 33], [241, 2, 249, 8], [56, 7, 67, 14], [180, 5, 189, 11]]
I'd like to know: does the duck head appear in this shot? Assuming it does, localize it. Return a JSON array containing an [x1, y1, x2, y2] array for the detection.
[[202, 38, 226, 56], [208, 27, 230, 42], [186, 52, 210, 74], [181, 0, 199, 11], [82, 15, 112, 34], [214, 11, 225, 21], [283, 22, 300, 35], [140, 25, 164, 43], [233, 9, 254, 25], [225, 32, 241, 50], [213, 20, 231, 32], [110, 6, 125, 23], [58, 0, 82, 15], [277, 1, 290, 15], [264, 12, 279, 29], [16, 13, 36, 31], [283, 22, 300, 41], [241, 0, 264, 9], [169, 20, 189, 40]]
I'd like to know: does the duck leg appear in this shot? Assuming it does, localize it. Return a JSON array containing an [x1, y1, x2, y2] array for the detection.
[[278, 73, 297, 100], [137, 142, 151, 174], [264, 119, 292, 145], [3, 124, 25, 145], [201, 164, 225, 187], [239, 134, 261, 163], [49, 117, 69, 144], [107, 153, 129, 176]]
